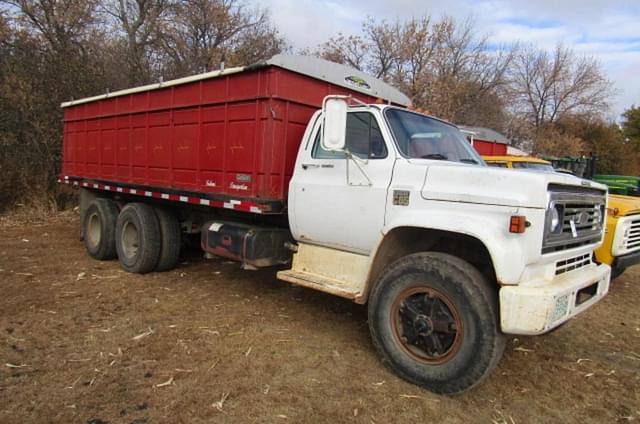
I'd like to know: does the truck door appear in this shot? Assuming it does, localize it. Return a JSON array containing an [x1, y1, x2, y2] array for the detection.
[[289, 111, 394, 254]]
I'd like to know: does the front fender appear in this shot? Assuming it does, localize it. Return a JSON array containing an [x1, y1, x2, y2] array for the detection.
[[380, 205, 542, 285]]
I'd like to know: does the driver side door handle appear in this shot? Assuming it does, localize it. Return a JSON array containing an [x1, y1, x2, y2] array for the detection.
[[302, 163, 335, 170]]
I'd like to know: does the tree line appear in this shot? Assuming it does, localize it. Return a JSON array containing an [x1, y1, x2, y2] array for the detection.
[[0, 1, 638, 211]]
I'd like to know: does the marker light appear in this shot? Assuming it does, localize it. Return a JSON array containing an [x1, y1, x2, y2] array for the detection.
[[510, 216, 527, 233]]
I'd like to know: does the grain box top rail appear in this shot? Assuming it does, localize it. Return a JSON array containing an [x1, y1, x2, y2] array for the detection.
[[60, 54, 411, 108]]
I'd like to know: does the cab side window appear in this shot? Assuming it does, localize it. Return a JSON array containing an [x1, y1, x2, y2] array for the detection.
[[312, 112, 387, 159]]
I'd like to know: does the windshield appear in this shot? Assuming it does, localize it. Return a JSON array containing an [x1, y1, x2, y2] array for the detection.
[[384, 108, 484, 165], [512, 162, 555, 172]]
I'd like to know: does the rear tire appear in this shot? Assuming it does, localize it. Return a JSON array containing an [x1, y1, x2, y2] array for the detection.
[[115, 203, 161, 274], [368, 252, 505, 395], [154, 207, 181, 272], [83, 198, 119, 260]]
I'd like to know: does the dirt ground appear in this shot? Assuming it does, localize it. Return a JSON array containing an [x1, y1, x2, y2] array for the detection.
[[0, 210, 638, 424]]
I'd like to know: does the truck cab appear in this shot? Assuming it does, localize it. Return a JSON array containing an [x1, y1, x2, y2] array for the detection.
[[280, 98, 610, 393]]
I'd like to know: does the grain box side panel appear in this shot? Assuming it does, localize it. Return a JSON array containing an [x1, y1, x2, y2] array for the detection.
[[116, 115, 131, 180], [198, 104, 226, 194], [62, 64, 381, 207], [62, 111, 75, 177], [224, 101, 260, 198], [172, 108, 199, 190]]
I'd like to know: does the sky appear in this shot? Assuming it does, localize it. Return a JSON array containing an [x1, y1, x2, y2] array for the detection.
[[257, 0, 640, 120]]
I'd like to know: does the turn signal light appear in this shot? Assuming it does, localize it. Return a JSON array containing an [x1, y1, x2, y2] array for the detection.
[[509, 216, 527, 233]]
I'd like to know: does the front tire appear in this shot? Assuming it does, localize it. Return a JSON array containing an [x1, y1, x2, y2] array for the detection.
[[368, 252, 505, 395], [115, 203, 161, 274]]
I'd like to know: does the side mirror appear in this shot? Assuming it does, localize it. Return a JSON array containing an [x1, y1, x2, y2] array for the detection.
[[321, 97, 348, 151]]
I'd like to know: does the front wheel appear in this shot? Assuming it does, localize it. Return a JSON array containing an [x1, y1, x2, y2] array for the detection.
[[368, 252, 505, 395]]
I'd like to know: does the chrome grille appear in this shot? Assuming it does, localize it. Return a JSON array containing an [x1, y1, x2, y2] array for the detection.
[[626, 216, 640, 251], [542, 185, 606, 254], [555, 253, 591, 275], [561, 204, 601, 235]]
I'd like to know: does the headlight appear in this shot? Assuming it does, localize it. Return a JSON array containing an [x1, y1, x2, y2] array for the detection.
[[549, 203, 563, 233]]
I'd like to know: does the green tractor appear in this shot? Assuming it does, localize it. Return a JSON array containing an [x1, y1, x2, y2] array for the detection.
[[591, 175, 640, 196], [542, 155, 639, 196]]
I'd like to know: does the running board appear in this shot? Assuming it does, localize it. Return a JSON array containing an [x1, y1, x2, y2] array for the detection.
[[276, 243, 369, 302], [277, 270, 361, 300]]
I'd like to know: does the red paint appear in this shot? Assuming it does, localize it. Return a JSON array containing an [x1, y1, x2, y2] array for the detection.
[[472, 140, 508, 156], [62, 66, 380, 209]]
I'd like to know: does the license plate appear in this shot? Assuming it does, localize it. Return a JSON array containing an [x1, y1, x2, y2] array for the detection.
[[570, 220, 578, 238]]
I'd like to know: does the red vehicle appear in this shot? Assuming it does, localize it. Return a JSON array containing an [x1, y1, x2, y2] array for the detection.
[[62, 56, 393, 213]]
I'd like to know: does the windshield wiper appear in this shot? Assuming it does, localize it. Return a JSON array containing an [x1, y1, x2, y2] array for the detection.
[[460, 158, 478, 164], [421, 153, 448, 160]]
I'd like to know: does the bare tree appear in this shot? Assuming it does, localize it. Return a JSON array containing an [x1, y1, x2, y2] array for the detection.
[[2, 0, 99, 52], [315, 33, 368, 71], [313, 18, 401, 80], [509, 44, 613, 128], [102, 0, 171, 85], [392, 15, 438, 105], [362, 18, 400, 80], [159, 0, 285, 76], [313, 16, 514, 125]]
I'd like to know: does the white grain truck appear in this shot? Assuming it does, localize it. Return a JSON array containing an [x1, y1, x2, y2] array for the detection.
[[60, 55, 611, 394]]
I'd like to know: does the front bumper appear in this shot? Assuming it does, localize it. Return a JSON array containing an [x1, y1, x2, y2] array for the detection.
[[499, 263, 611, 335], [614, 250, 640, 271]]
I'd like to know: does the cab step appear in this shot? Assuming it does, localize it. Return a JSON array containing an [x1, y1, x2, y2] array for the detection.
[[277, 270, 362, 300]]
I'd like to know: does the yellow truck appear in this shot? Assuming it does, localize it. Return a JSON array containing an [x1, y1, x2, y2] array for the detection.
[[484, 155, 640, 279]]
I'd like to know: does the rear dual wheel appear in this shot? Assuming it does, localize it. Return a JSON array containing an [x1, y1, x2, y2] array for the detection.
[[82, 198, 119, 260], [113, 203, 181, 274], [115, 203, 161, 274], [368, 252, 505, 395], [154, 207, 181, 272]]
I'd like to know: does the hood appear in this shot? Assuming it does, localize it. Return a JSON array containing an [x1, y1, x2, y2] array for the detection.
[[608, 194, 640, 215], [417, 161, 607, 209]]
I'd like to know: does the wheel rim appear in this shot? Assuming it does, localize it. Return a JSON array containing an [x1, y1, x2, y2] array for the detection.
[[121, 221, 139, 259], [87, 212, 101, 248], [391, 286, 464, 364]]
